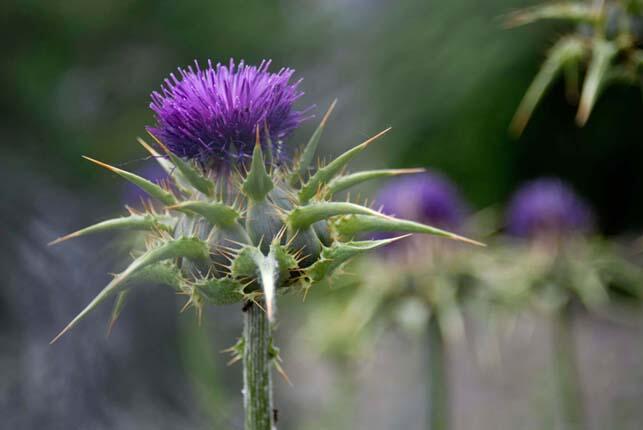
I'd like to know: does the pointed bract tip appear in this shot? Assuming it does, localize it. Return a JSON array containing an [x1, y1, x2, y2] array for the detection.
[[361, 127, 392, 148], [136, 137, 161, 156], [146, 129, 172, 155], [255, 124, 261, 147], [320, 99, 338, 127], [50, 325, 72, 344], [82, 155, 119, 173], [48, 232, 79, 246], [393, 168, 425, 175], [451, 233, 486, 247]]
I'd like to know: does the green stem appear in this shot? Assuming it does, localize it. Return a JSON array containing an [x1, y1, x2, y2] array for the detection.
[[426, 315, 448, 430], [552, 305, 585, 430], [243, 302, 274, 430]]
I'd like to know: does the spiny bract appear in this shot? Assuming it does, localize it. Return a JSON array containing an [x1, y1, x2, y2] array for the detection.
[[49, 61, 483, 343]]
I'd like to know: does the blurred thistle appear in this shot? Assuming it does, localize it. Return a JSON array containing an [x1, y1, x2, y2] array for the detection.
[[304, 171, 475, 430], [506, 177, 594, 239], [49, 59, 482, 430], [507, 0, 643, 135], [468, 176, 642, 430], [375, 171, 467, 231]]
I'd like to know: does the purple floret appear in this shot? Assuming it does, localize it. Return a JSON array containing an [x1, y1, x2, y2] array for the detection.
[[148, 59, 312, 169], [506, 178, 594, 238], [375, 172, 467, 230]]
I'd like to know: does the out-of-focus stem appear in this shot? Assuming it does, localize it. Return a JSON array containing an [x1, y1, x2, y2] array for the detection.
[[552, 304, 585, 430], [243, 302, 274, 430], [426, 315, 449, 430]]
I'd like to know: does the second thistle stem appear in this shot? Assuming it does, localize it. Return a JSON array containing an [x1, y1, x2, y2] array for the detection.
[[243, 302, 274, 430], [552, 304, 585, 430], [426, 315, 449, 430]]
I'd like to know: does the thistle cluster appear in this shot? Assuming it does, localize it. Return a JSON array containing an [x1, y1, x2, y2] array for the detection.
[[305, 175, 643, 357], [49, 60, 481, 343], [507, 0, 643, 135]]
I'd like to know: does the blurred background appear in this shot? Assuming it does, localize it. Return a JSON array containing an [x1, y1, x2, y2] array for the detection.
[[2, 0, 643, 429]]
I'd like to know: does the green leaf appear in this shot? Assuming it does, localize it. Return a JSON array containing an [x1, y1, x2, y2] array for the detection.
[[168, 200, 240, 228], [50, 238, 208, 343], [306, 236, 409, 283], [332, 214, 485, 246], [298, 127, 391, 203], [576, 38, 618, 125], [49, 214, 175, 246], [82, 156, 177, 205], [326, 168, 425, 196], [242, 138, 274, 201], [107, 291, 129, 335], [193, 277, 245, 305], [505, 2, 599, 28], [290, 99, 337, 186], [148, 132, 215, 196], [288, 201, 384, 230], [510, 36, 586, 135]]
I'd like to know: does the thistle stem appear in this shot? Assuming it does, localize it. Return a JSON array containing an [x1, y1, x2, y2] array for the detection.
[[552, 304, 585, 430], [426, 315, 449, 430], [243, 302, 274, 430]]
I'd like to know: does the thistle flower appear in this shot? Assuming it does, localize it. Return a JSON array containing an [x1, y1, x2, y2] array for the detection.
[[375, 171, 466, 230], [506, 177, 594, 238], [148, 59, 311, 168]]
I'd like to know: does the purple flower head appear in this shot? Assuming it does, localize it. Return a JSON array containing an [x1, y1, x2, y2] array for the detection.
[[147, 59, 312, 169], [506, 178, 594, 238], [375, 172, 467, 230]]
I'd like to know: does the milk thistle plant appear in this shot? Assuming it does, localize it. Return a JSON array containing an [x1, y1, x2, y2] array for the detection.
[[49, 59, 482, 429], [469, 178, 642, 430], [507, 0, 643, 135]]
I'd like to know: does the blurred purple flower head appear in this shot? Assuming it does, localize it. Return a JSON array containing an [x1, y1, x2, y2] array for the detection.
[[506, 178, 594, 238], [147, 59, 311, 169], [375, 172, 467, 230]]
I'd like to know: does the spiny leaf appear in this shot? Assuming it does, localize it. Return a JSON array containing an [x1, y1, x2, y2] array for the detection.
[[51, 238, 208, 343], [168, 200, 240, 228], [510, 37, 586, 136], [193, 277, 245, 305], [270, 239, 298, 283], [107, 291, 129, 335], [230, 246, 264, 279], [49, 214, 174, 246], [242, 130, 274, 201], [298, 127, 391, 203], [505, 2, 600, 28], [288, 201, 384, 230], [82, 156, 176, 205], [577, 38, 618, 126], [326, 168, 425, 196], [332, 214, 485, 246], [147, 132, 214, 196], [306, 236, 410, 283], [291, 99, 337, 186]]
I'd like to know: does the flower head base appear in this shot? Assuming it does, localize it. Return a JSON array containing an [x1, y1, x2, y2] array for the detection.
[[148, 59, 311, 169], [506, 177, 594, 239], [375, 172, 466, 230]]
